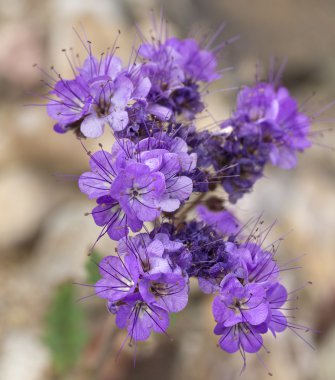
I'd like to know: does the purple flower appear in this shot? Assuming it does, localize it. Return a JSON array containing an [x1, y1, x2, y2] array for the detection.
[[78, 149, 118, 199], [212, 275, 270, 360], [91, 195, 142, 241], [234, 82, 311, 170], [118, 233, 173, 276], [138, 36, 219, 120], [139, 40, 185, 95], [214, 323, 263, 354], [139, 273, 189, 313], [212, 275, 269, 327], [46, 49, 152, 138], [158, 153, 193, 212], [41, 22, 318, 366], [46, 53, 123, 136], [79, 137, 195, 240], [80, 64, 151, 137], [218, 119, 270, 203], [78, 54, 123, 82], [239, 242, 279, 285], [170, 82, 204, 120], [112, 137, 194, 212], [153, 230, 192, 273], [78, 147, 149, 240], [93, 228, 190, 341], [80, 75, 133, 137], [47, 77, 91, 135], [174, 220, 234, 292], [234, 82, 278, 123], [257, 282, 288, 337], [125, 64, 152, 100], [165, 37, 220, 83], [111, 162, 165, 221], [268, 87, 311, 169], [115, 294, 169, 341], [184, 79, 312, 203], [95, 254, 139, 301], [197, 205, 240, 236], [140, 134, 197, 174], [218, 82, 311, 201]]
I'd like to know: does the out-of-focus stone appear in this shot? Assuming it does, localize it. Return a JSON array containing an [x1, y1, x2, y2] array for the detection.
[[0, 200, 115, 341], [0, 22, 42, 90], [0, 165, 53, 251], [46, 0, 127, 76], [316, 327, 335, 380], [26, 200, 115, 294], [0, 101, 116, 172], [0, 329, 50, 380]]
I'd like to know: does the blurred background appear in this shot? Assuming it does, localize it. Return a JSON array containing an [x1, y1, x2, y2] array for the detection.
[[1, 0, 335, 379]]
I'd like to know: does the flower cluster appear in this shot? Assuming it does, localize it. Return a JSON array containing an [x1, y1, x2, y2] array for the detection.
[[187, 81, 311, 202], [96, 233, 188, 341], [78, 135, 195, 241], [43, 21, 316, 371], [211, 241, 288, 357], [46, 34, 218, 138]]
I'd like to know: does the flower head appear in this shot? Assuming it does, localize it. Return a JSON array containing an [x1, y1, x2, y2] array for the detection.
[[46, 48, 152, 138], [212, 275, 269, 327], [138, 35, 220, 120], [115, 294, 170, 341]]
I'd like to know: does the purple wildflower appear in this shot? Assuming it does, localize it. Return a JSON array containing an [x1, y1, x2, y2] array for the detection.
[[46, 48, 152, 137], [79, 137, 195, 240], [78, 54, 123, 82], [219, 81, 311, 202], [78, 149, 118, 199], [212, 275, 269, 327], [118, 233, 176, 277], [257, 282, 288, 336], [139, 36, 220, 120], [95, 254, 139, 301], [139, 273, 189, 313], [115, 294, 170, 341], [43, 22, 320, 367], [212, 274, 270, 363], [238, 242, 280, 285], [165, 37, 220, 82], [214, 323, 263, 354], [174, 221, 233, 293], [197, 205, 240, 236], [80, 75, 133, 137], [47, 77, 91, 135], [110, 162, 165, 221], [233, 82, 311, 169], [93, 230, 189, 342], [91, 195, 142, 241]]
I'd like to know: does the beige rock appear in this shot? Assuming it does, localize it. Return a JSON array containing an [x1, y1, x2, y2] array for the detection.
[[0, 165, 51, 251], [0, 329, 50, 380], [26, 200, 115, 294], [0, 22, 42, 88]]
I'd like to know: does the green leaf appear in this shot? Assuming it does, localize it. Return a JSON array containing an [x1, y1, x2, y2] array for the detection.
[[43, 282, 88, 375], [85, 250, 103, 283]]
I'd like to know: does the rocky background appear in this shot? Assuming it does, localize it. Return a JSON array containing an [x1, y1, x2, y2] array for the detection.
[[1, 1, 335, 379]]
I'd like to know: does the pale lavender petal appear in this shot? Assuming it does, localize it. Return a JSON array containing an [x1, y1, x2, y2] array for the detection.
[[147, 104, 172, 121], [80, 114, 105, 138], [78, 171, 111, 199], [106, 110, 129, 132]]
